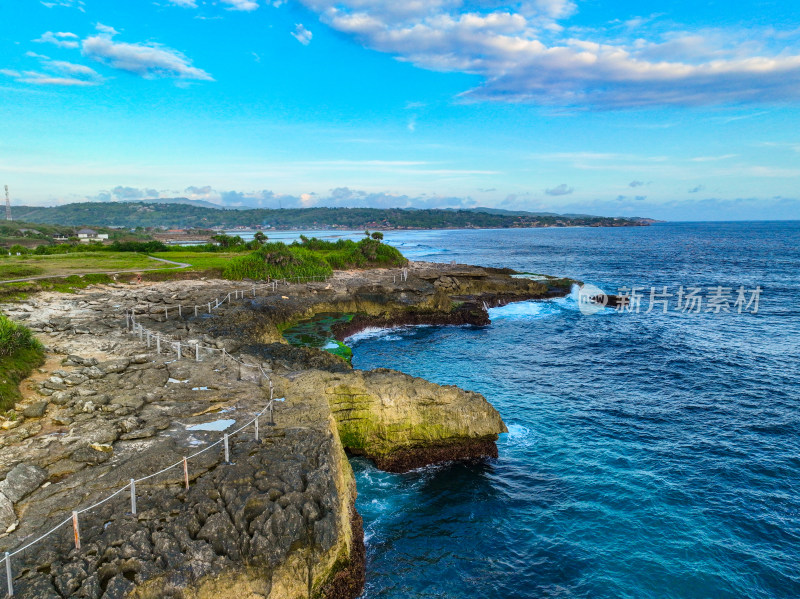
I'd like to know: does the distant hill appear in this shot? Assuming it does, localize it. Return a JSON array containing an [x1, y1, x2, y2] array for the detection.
[[9, 202, 652, 230], [120, 197, 223, 209]]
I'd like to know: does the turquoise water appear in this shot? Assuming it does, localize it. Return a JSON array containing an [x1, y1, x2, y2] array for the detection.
[[350, 223, 800, 599]]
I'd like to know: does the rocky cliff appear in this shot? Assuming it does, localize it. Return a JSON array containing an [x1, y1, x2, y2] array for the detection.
[[0, 261, 545, 598]]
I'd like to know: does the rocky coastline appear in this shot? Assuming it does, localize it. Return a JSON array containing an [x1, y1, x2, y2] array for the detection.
[[0, 262, 573, 598]]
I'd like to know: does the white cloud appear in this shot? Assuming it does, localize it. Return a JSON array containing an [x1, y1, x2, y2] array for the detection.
[[1, 53, 103, 86], [48, 60, 101, 77], [95, 23, 119, 35], [222, 0, 259, 10], [40, 0, 85, 10], [15, 71, 100, 86], [291, 23, 313, 45], [296, 1, 800, 108], [82, 30, 213, 81], [545, 183, 574, 196], [33, 31, 80, 49], [166, 0, 198, 6]]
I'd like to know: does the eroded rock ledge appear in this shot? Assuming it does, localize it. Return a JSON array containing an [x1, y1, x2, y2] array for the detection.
[[0, 262, 568, 598]]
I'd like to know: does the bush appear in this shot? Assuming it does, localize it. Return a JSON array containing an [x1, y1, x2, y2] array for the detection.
[[0, 315, 43, 357], [0, 315, 44, 411], [108, 240, 169, 253], [294, 237, 407, 270], [223, 242, 333, 281]]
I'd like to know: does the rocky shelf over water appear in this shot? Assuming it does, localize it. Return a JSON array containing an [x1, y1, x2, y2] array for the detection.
[[0, 262, 572, 598]]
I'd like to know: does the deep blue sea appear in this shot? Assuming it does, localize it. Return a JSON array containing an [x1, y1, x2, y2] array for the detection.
[[347, 222, 800, 599]]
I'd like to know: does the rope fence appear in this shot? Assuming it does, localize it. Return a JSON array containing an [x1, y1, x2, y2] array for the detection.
[[2, 391, 279, 596]]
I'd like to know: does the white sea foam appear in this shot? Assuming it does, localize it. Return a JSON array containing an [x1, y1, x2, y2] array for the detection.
[[488, 301, 559, 320], [503, 423, 536, 447], [345, 327, 393, 344]]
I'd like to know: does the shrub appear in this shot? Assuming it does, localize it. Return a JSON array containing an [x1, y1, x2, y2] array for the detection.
[[223, 242, 333, 281], [294, 237, 407, 270], [0, 315, 45, 411], [0, 315, 43, 357], [108, 240, 169, 253]]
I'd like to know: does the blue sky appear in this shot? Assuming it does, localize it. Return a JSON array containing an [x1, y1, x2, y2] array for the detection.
[[1, 0, 800, 220]]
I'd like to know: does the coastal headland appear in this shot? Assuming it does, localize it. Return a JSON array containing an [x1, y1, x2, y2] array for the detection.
[[0, 262, 573, 598]]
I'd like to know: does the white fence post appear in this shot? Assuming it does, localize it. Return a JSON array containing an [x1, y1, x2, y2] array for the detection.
[[194, 305, 198, 317], [183, 457, 189, 490], [178, 305, 182, 319], [130, 479, 137, 515], [156, 334, 161, 355], [195, 343, 200, 362], [5, 552, 13, 597], [176, 341, 182, 359], [165, 306, 168, 320], [224, 434, 230, 463], [207, 302, 212, 313], [255, 416, 259, 441]]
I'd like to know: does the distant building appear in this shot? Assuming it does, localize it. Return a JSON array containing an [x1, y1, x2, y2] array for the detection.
[[77, 228, 109, 242], [53, 234, 70, 242]]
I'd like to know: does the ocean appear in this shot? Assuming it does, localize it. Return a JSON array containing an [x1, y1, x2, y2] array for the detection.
[[347, 222, 800, 599]]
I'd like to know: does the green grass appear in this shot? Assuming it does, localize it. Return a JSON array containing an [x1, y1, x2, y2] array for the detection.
[[222, 243, 333, 281], [297, 236, 408, 269], [0, 252, 175, 282], [0, 315, 45, 412], [151, 250, 248, 272]]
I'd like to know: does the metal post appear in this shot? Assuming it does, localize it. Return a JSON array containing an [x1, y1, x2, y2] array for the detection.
[[196, 343, 200, 362], [6, 552, 13, 597], [215, 298, 219, 308], [156, 334, 161, 354], [194, 305, 198, 317], [222, 349, 226, 367], [253, 286, 256, 297], [138, 324, 143, 341], [224, 434, 230, 463], [177, 341, 182, 359], [125, 312, 131, 331], [183, 457, 189, 490], [147, 331, 151, 348], [255, 416, 259, 441], [72, 511, 81, 551], [178, 305, 182, 319], [130, 479, 137, 515], [207, 302, 212, 313], [268, 381, 275, 426], [237, 363, 242, 381], [165, 306, 169, 320]]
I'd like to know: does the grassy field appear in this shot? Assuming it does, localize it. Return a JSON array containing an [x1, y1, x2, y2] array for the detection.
[[0, 252, 177, 282]]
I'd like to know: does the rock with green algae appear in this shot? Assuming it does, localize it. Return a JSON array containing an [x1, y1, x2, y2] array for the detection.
[[285, 368, 508, 472]]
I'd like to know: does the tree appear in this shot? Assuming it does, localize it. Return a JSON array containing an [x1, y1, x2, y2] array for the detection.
[[364, 230, 370, 237], [371, 232, 384, 241], [254, 231, 268, 244]]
